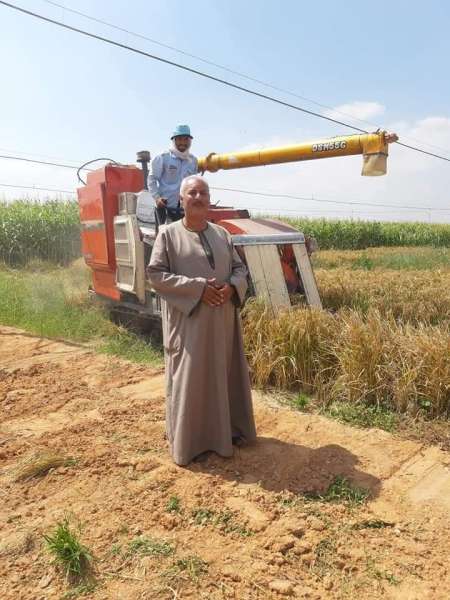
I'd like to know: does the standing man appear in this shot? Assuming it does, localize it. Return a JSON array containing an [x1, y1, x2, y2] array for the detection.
[[147, 175, 256, 466], [148, 125, 198, 225]]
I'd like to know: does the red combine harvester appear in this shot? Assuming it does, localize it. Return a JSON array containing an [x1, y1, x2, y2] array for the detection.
[[77, 131, 395, 327]]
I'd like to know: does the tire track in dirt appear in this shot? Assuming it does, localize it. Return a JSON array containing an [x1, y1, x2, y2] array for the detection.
[[0, 326, 449, 599]]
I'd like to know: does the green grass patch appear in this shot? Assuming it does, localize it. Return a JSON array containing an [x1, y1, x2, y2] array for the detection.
[[284, 394, 398, 433], [304, 476, 369, 507], [127, 536, 174, 557], [165, 555, 208, 583], [191, 507, 252, 536], [321, 476, 369, 506], [0, 262, 162, 365], [0, 263, 111, 341], [166, 496, 181, 513], [43, 517, 93, 582], [191, 507, 215, 525], [287, 392, 311, 411], [366, 557, 400, 586], [99, 329, 161, 364], [109, 543, 122, 556], [324, 402, 398, 432]]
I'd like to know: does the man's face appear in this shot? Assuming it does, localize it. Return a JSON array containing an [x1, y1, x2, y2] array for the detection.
[[173, 135, 192, 152], [181, 180, 210, 219]]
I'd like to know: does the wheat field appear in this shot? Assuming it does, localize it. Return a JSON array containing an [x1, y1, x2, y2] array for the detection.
[[243, 245, 450, 418]]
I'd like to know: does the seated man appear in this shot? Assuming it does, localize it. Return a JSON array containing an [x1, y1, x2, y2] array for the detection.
[[148, 125, 198, 226]]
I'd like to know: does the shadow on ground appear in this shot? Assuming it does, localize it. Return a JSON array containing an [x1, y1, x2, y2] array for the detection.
[[191, 436, 381, 499]]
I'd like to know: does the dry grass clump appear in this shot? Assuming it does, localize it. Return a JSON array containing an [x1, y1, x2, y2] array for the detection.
[[243, 301, 450, 418], [315, 268, 450, 325], [12, 451, 75, 482]]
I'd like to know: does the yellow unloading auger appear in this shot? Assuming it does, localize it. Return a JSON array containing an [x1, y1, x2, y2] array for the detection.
[[198, 131, 393, 176]]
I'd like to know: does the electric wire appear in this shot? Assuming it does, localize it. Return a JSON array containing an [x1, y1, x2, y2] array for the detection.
[[40, 0, 450, 156], [2, 1, 450, 164], [1, 151, 448, 212], [0, 153, 89, 170], [243, 206, 443, 218], [1, 175, 448, 214], [0, 145, 86, 163], [0, 182, 75, 193], [0, 182, 440, 219], [210, 186, 450, 211]]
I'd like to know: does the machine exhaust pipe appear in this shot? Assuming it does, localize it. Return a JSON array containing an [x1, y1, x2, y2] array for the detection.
[[136, 150, 151, 190]]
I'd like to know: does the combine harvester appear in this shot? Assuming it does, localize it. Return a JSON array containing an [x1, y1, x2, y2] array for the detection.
[[77, 131, 396, 328]]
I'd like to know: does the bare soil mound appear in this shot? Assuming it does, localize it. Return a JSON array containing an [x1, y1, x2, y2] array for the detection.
[[0, 326, 449, 599]]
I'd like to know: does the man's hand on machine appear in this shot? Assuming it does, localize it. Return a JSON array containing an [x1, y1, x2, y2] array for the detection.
[[156, 197, 168, 208]]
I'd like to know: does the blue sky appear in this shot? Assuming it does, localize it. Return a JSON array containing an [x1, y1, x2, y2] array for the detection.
[[1, 0, 449, 221]]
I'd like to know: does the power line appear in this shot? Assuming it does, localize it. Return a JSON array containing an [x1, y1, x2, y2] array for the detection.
[[40, 0, 450, 156], [2, 174, 447, 213], [245, 207, 444, 219], [2, 1, 450, 164], [0, 182, 75, 193], [0, 145, 85, 163], [1, 147, 449, 212], [0, 1, 364, 132], [1, 148, 448, 212], [0, 182, 441, 218], [211, 186, 450, 211], [0, 153, 89, 170], [238, 205, 435, 215]]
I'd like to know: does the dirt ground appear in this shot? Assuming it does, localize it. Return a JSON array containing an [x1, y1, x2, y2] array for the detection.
[[0, 326, 449, 600]]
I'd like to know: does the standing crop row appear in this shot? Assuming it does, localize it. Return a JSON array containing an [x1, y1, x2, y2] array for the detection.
[[283, 217, 450, 249], [0, 199, 81, 266]]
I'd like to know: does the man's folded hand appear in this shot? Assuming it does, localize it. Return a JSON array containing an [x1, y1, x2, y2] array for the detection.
[[201, 278, 223, 306], [216, 283, 235, 303]]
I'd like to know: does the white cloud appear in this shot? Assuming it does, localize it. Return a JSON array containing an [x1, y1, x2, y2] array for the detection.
[[324, 101, 385, 124]]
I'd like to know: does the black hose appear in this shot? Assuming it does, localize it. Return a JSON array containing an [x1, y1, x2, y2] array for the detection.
[[76, 158, 122, 185]]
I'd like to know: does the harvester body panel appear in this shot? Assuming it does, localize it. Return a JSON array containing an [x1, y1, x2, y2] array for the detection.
[[77, 165, 143, 301]]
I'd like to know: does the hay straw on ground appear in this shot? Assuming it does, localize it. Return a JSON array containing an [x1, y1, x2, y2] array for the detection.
[[12, 452, 74, 482]]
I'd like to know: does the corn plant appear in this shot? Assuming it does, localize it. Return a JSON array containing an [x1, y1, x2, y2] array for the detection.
[[0, 199, 81, 266]]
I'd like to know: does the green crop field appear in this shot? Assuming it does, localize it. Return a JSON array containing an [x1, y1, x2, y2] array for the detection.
[[284, 216, 450, 249], [1, 200, 450, 267], [0, 199, 81, 266]]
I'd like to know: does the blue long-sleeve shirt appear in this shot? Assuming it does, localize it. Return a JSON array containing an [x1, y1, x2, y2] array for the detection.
[[148, 151, 198, 209]]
